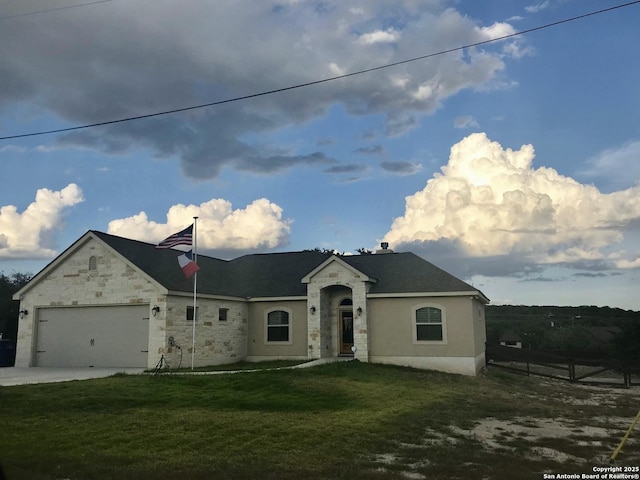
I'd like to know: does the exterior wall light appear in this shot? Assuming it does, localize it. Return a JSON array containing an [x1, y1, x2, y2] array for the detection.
[[309, 306, 316, 314], [19, 309, 28, 319], [152, 305, 160, 317], [356, 307, 362, 316]]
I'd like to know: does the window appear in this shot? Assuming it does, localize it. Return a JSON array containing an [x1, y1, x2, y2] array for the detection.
[[266, 309, 290, 343], [219, 308, 228, 322], [88, 256, 97, 271], [186, 306, 198, 321], [415, 306, 445, 342]]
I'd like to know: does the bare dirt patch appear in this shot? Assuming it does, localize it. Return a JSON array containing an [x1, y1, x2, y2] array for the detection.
[[369, 376, 640, 479]]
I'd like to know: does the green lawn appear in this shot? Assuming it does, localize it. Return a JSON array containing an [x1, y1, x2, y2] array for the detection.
[[1, 361, 638, 480]]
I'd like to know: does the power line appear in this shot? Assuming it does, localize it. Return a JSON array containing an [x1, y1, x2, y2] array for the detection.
[[0, 0, 114, 21], [1, 0, 639, 141]]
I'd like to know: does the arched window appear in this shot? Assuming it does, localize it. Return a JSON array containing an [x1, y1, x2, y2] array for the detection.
[[266, 309, 291, 343], [88, 256, 97, 271], [339, 298, 352, 306], [414, 305, 446, 343]]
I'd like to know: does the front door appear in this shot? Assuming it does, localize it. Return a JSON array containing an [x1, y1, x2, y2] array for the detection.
[[339, 310, 354, 355]]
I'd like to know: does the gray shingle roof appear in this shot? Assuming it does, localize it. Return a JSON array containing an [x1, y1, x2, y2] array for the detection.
[[340, 253, 478, 294], [91, 231, 232, 294], [92, 231, 482, 299]]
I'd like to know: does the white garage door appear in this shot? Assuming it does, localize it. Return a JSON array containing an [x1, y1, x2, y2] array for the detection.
[[36, 305, 150, 367]]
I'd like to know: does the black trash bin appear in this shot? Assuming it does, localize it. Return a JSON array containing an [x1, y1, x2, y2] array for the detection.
[[0, 339, 16, 367]]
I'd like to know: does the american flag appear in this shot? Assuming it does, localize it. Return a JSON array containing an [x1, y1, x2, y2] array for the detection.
[[156, 224, 193, 249]]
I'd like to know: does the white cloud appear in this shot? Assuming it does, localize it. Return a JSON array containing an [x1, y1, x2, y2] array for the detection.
[[357, 28, 400, 45], [477, 22, 516, 41], [108, 197, 292, 252], [578, 139, 640, 192], [474, 21, 533, 60], [615, 257, 640, 269], [502, 40, 535, 59], [453, 115, 480, 129], [0, 145, 27, 153], [390, 75, 410, 89], [526, 1, 551, 13], [383, 133, 640, 273], [0, 145, 60, 154], [328, 62, 346, 76], [0, 183, 84, 259]]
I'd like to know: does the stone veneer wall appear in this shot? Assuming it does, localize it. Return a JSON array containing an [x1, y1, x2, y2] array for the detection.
[[306, 259, 371, 361], [164, 295, 248, 368], [14, 237, 164, 368]]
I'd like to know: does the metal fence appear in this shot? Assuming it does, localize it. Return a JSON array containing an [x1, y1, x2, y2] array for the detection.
[[485, 343, 638, 388]]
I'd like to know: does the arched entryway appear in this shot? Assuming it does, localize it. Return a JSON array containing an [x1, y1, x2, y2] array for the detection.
[[303, 255, 371, 362]]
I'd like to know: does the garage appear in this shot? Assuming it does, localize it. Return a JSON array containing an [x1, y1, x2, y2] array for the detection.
[[35, 305, 150, 368]]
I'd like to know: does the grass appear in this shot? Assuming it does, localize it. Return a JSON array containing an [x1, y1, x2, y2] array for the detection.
[[1, 361, 638, 480], [148, 359, 310, 373]]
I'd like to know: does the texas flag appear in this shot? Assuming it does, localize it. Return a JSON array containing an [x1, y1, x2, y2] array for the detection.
[[177, 250, 200, 279]]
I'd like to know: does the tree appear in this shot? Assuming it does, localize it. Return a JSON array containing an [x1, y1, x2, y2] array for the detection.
[[305, 247, 374, 255], [0, 272, 32, 340], [610, 320, 640, 365], [304, 248, 345, 256]]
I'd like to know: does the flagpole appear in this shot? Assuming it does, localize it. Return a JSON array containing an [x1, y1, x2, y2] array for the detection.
[[191, 216, 198, 370]]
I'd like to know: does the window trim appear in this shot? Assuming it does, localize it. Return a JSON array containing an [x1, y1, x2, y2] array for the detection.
[[264, 307, 292, 345], [412, 303, 447, 344]]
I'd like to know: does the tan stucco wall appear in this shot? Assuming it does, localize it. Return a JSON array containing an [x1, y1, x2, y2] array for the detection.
[[246, 300, 308, 359], [368, 295, 485, 358], [14, 237, 165, 368]]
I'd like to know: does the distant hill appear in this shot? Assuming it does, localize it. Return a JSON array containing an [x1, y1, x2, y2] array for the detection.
[[485, 305, 640, 359], [486, 304, 639, 324]]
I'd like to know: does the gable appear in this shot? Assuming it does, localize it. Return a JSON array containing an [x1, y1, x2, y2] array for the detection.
[[13, 233, 163, 301], [301, 255, 375, 286]]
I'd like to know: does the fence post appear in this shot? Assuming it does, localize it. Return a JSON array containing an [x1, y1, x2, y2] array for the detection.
[[485, 342, 489, 367]]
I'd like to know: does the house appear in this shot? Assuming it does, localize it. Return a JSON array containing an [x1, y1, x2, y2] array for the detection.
[[499, 330, 523, 349], [12, 231, 489, 375]]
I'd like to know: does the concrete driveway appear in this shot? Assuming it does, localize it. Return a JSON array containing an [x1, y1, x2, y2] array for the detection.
[[0, 358, 351, 386], [0, 367, 146, 386]]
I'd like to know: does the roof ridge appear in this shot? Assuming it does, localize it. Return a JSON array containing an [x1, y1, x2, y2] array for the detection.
[[91, 230, 229, 263], [90, 230, 156, 248]]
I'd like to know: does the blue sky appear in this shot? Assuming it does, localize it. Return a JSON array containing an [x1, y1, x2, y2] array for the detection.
[[1, 0, 639, 309]]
